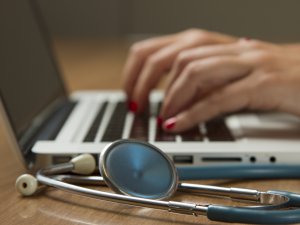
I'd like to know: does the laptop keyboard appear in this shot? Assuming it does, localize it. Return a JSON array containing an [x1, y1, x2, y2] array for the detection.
[[206, 118, 235, 141], [82, 100, 234, 143], [181, 126, 204, 142], [49, 100, 78, 140]]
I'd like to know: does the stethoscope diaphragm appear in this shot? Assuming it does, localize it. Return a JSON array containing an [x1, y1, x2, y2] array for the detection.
[[99, 140, 178, 200]]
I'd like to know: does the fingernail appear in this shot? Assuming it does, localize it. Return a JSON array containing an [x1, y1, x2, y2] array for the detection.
[[128, 101, 138, 112], [156, 116, 163, 127], [164, 117, 176, 130]]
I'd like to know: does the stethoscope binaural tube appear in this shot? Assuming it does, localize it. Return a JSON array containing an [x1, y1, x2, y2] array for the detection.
[[15, 139, 300, 224]]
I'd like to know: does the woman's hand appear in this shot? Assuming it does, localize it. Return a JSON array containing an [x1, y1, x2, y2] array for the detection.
[[122, 29, 237, 112], [122, 29, 300, 132]]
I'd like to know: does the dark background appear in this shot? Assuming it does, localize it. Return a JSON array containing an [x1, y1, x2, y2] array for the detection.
[[38, 0, 300, 42]]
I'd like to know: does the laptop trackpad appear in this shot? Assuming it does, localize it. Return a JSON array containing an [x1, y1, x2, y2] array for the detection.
[[231, 113, 300, 140]]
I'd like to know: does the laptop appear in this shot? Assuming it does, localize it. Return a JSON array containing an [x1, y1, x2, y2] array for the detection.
[[1, 0, 300, 170]]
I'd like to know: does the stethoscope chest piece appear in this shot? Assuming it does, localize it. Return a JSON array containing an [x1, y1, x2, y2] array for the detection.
[[99, 140, 178, 199]]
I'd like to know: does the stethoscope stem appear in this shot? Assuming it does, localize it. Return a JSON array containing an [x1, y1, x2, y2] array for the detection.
[[178, 183, 260, 202], [41, 163, 74, 175]]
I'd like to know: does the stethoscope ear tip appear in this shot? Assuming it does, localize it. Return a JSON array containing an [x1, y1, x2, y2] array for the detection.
[[15, 174, 38, 196]]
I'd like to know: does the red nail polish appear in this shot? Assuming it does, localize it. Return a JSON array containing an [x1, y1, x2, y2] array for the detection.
[[156, 116, 163, 127], [128, 101, 138, 112], [164, 118, 176, 130]]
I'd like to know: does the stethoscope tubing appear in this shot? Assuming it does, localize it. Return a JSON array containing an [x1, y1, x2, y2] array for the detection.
[[268, 190, 300, 207], [178, 164, 300, 180], [177, 164, 300, 224], [207, 205, 300, 224]]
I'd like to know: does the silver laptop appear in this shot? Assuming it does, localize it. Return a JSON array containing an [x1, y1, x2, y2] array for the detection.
[[1, 0, 300, 170]]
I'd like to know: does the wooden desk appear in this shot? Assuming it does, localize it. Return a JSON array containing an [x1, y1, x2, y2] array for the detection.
[[1, 39, 299, 225]]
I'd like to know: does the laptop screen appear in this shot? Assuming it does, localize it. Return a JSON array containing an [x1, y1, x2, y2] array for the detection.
[[0, 0, 66, 139]]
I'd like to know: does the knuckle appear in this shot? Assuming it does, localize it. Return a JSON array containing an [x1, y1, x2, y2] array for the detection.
[[146, 54, 160, 67], [129, 43, 146, 58], [247, 40, 266, 50], [184, 62, 200, 79], [175, 52, 191, 70], [183, 28, 211, 43], [253, 51, 274, 64], [196, 31, 211, 42], [184, 28, 201, 36]]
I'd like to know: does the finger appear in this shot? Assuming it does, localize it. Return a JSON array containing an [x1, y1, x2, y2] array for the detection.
[[122, 29, 237, 100], [122, 35, 178, 99], [166, 43, 244, 93], [131, 39, 206, 112], [162, 77, 254, 132], [160, 56, 251, 119]]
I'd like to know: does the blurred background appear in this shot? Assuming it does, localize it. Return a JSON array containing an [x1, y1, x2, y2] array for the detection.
[[38, 0, 300, 42]]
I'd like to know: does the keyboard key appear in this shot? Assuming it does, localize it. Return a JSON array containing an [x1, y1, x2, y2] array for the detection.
[[205, 118, 234, 141], [130, 113, 149, 141], [43, 100, 77, 140], [101, 102, 127, 142], [155, 128, 176, 142], [181, 126, 203, 141], [84, 102, 108, 142], [154, 101, 162, 116]]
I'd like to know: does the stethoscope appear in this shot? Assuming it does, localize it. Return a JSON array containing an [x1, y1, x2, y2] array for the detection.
[[16, 139, 300, 224]]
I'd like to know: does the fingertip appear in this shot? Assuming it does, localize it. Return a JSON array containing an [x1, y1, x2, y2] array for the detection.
[[128, 100, 138, 113], [128, 95, 151, 114], [163, 117, 177, 130], [131, 87, 152, 114], [162, 112, 197, 133]]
